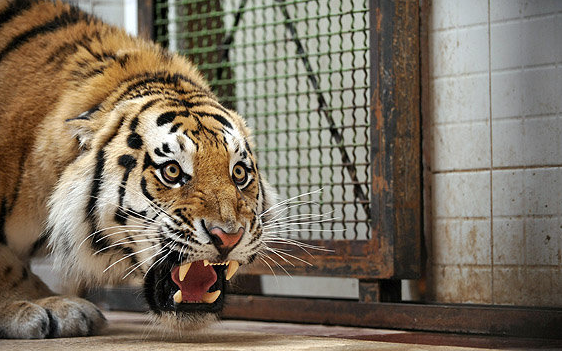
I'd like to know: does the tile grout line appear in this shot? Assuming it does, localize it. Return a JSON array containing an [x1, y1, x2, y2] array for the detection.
[[488, 0, 495, 305]]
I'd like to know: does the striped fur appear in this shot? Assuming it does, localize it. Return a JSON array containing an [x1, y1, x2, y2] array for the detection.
[[0, 0, 275, 338]]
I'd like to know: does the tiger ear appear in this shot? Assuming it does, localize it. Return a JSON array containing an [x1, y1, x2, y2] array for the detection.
[[65, 105, 100, 149]]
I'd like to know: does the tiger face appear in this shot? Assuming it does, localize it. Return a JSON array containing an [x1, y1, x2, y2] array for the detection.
[[48, 79, 275, 323]]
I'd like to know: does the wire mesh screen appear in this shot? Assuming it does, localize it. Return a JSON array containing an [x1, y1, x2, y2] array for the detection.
[[155, 0, 371, 241]]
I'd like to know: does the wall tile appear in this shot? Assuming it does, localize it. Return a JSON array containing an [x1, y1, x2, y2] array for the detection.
[[523, 116, 562, 166], [430, 0, 459, 30], [432, 122, 490, 171], [525, 217, 561, 265], [493, 218, 525, 265], [433, 172, 491, 218], [492, 170, 524, 216], [520, 16, 559, 66], [431, 26, 489, 78], [491, 0, 562, 22], [490, 22, 523, 70], [524, 168, 562, 216], [433, 265, 492, 304], [491, 71, 525, 119], [432, 220, 462, 265], [431, 74, 490, 124], [459, 220, 491, 265], [522, 67, 561, 116], [491, 119, 525, 167], [493, 267, 527, 305]]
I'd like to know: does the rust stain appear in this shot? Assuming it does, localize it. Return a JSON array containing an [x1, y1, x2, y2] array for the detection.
[[372, 174, 389, 193]]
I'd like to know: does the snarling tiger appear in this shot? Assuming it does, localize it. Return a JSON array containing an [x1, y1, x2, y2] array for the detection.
[[0, 0, 278, 338]]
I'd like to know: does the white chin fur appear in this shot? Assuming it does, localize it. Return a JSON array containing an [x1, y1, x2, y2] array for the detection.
[[150, 311, 218, 333]]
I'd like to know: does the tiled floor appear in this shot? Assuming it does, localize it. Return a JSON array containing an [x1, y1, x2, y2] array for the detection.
[[1, 311, 560, 350]]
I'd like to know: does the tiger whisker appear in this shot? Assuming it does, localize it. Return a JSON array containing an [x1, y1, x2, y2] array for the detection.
[[88, 193, 159, 225], [103, 243, 163, 273], [259, 251, 292, 277], [257, 255, 278, 285], [123, 241, 175, 280], [262, 237, 333, 252], [89, 178, 175, 223], [95, 228, 160, 243], [263, 201, 320, 222], [121, 240, 172, 279], [94, 238, 161, 255], [77, 224, 151, 250], [108, 231, 162, 245], [264, 246, 295, 267], [260, 189, 323, 217], [264, 211, 333, 224], [143, 245, 176, 278], [265, 246, 314, 267], [263, 217, 339, 228]]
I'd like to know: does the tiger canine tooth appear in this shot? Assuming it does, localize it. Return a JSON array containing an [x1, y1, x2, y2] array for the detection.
[[179, 262, 192, 282], [173, 290, 183, 303], [201, 290, 221, 303], [204, 259, 210, 266], [226, 261, 239, 280]]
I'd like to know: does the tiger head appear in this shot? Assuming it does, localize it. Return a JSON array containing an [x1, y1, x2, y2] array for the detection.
[[47, 65, 277, 326]]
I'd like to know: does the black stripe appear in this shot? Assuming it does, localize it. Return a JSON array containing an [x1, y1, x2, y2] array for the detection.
[[140, 177, 154, 201], [29, 231, 49, 256], [0, 6, 86, 62], [87, 150, 105, 222], [115, 155, 137, 224], [169, 123, 182, 134], [45, 309, 60, 338], [162, 143, 171, 154], [142, 152, 156, 171], [0, 0, 35, 29], [115, 72, 208, 104], [138, 99, 159, 116], [156, 112, 176, 126], [154, 147, 166, 158], [0, 198, 7, 245], [199, 112, 233, 129], [127, 133, 143, 149], [129, 117, 140, 132]]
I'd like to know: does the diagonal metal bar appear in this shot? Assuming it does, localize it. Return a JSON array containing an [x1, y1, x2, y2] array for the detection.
[[274, 0, 370, 216], [215, 0, 248, 85]]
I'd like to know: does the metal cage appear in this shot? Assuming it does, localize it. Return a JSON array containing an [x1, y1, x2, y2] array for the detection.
[[151, 0, 421, 298]]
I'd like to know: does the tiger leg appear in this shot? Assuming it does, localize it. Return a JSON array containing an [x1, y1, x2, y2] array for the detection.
[[0, 245, 106, 339]]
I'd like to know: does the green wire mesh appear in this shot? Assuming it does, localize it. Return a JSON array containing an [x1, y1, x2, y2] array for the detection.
[[155, 0, 370, 240]]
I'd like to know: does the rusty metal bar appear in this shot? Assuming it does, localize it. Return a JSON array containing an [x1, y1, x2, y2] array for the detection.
[[222, 295, 562, 339], [369, 0, 422, 279], [137, 0, 155, 41]]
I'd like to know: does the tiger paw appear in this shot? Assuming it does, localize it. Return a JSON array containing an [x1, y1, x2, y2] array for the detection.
[[0, 296, 106, 339]]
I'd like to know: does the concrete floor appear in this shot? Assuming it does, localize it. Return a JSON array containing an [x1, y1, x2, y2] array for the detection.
[[0, 311, 559, 350]]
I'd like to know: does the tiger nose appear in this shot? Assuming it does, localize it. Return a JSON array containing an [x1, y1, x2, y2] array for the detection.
[[208, 226, 245, 257]]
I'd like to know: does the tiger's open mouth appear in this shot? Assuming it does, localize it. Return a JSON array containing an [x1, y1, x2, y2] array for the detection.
[[143, 258, 240, 314]]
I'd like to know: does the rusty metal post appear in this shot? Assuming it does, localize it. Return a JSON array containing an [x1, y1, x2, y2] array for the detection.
[[137, 0, 154, 41], [369, 0, 422, 282]]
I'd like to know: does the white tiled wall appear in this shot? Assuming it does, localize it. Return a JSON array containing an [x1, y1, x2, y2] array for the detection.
[[429, 0, 562, 306], [65, 0, 137, 35]]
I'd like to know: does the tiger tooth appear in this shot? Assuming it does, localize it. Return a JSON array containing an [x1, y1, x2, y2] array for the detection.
[[173, 290, 183, 303], [201, 290, 221, 303], [204, 259, 210, 266], [179, 262, 191, 282], [226, 261, 239, 281]]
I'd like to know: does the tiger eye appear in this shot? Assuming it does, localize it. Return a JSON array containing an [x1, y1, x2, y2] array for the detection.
[[162, 162, 182, 183], [232, 163, 247, 185]]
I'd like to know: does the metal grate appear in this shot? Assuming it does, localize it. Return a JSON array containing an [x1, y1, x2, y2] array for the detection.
[[155, 0, 371, 241]]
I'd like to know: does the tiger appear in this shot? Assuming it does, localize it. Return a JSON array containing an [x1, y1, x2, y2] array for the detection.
[[0, 0, 278, 339]]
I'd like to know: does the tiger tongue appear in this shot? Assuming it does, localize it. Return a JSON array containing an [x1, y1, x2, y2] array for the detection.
[[171, 261, 217, 302]]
